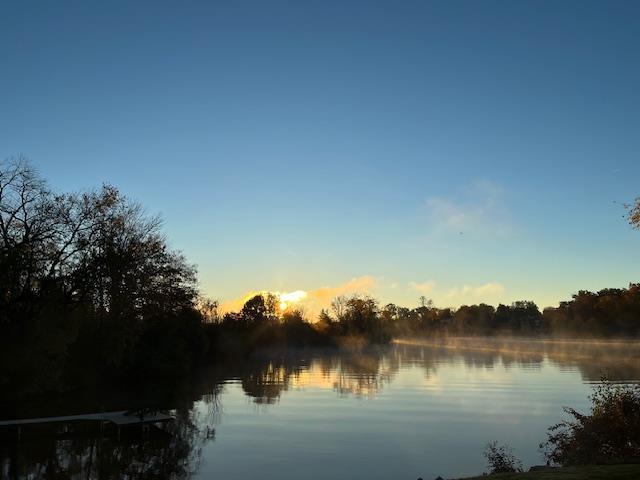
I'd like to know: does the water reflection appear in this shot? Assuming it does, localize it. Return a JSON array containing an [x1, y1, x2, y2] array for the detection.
[[2, 338, 640, 479], [393, 338, 640, 383], [240, 361, 304, 404], [329, 352, 398, 398], [233, 339, 640, 405], [233, 350, 400, 402], [0, 410, 212, 479]]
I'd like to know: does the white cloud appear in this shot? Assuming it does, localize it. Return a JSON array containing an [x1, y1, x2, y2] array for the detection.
[[445, 282, 506, 304], [425, 179, 512, 237], [404, 279, 507, 307], [409, 280, 436, 295]]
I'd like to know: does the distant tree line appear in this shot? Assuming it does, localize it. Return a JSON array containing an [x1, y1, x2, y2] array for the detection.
[[375, 299, 543, 337], [543, 285, 640, 337], [370, 286, 640, 338], [209, 283, 640, 353], [1, 158, 639, 399], [204, 293, 392, 356]]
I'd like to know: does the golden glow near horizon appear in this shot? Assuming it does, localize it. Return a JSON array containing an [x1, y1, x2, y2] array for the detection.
[[218, 276, 377, 318], [218, 289, 310, 314], [278, 290, 308, 310]]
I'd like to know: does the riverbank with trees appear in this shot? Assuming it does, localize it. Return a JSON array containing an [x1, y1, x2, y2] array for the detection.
[[2, 158, 640, 402]]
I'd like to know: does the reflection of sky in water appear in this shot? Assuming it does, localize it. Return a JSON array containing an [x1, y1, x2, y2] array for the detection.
[[4, 339, 640, 480], [194, 340, 640, 480]]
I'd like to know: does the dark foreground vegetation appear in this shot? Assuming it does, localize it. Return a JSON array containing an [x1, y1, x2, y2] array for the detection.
[[1, 158, 640, 400], [541, 381, 640, 466], [463, 380, 640, 480], [457, 464, 640, 480]]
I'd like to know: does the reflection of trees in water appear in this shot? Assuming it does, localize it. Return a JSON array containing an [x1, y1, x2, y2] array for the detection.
[[332, 352, 399, 398], [392, 341, 545, 381], [235, 350, 400, 402], [190, 379, 225, 426], [0, 408, 217, 479], [240, 361, 306, 404], [394, 338, 640, 382], [227, 340, 640, 406], [542, 340, 640, 381]]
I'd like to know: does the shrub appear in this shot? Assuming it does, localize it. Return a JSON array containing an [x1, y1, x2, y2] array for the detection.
[[484, 441, 523, 474], [541, 380, 640, 465]]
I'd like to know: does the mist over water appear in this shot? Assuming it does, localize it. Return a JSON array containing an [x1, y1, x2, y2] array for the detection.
[[3, 338, 640, 479]]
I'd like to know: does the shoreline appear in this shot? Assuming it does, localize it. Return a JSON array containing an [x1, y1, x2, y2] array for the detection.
[[452, 464, 640, 480]]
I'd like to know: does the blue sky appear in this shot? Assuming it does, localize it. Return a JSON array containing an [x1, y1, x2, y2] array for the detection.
[[1, 0, 639, 312]]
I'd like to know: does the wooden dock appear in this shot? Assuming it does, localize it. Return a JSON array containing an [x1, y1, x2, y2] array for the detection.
[[0, 410, 174, 428]]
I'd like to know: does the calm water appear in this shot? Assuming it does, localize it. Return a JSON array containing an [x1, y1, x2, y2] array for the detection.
[[3, 338, 640, 479]]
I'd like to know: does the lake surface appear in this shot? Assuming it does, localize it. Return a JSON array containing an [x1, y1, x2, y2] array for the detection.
[[3, 337, 640, 479]]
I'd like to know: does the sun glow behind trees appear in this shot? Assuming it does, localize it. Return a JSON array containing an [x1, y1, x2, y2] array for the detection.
[[219, 289, 309, 315], [278, 290, 307, 310]]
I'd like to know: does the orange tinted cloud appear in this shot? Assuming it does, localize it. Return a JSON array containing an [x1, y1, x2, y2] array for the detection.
[[219, 275, 377, 320]]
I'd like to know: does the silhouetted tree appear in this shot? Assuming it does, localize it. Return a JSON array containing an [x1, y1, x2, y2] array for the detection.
[[335, 295, 392, 343], [241, 295, 271, 327], [453, 304, 495, 334], [198, 298, 220, 324], [316, 308, 335, 333], [626, 197, 640, 229], [331, 295, 348, 322], [0, 158, 206, 395]]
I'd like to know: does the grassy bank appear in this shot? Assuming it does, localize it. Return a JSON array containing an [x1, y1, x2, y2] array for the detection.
[[457, 464, 640, 480]]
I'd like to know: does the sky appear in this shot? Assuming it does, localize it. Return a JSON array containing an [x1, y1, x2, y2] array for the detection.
[[1, 1, 639, 315]]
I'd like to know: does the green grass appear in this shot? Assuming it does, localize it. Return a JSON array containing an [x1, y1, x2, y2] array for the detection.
[[457, 464, 640, 480]]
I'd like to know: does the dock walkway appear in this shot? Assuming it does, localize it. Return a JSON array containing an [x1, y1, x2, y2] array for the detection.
[[0, 410, 174, 427]]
